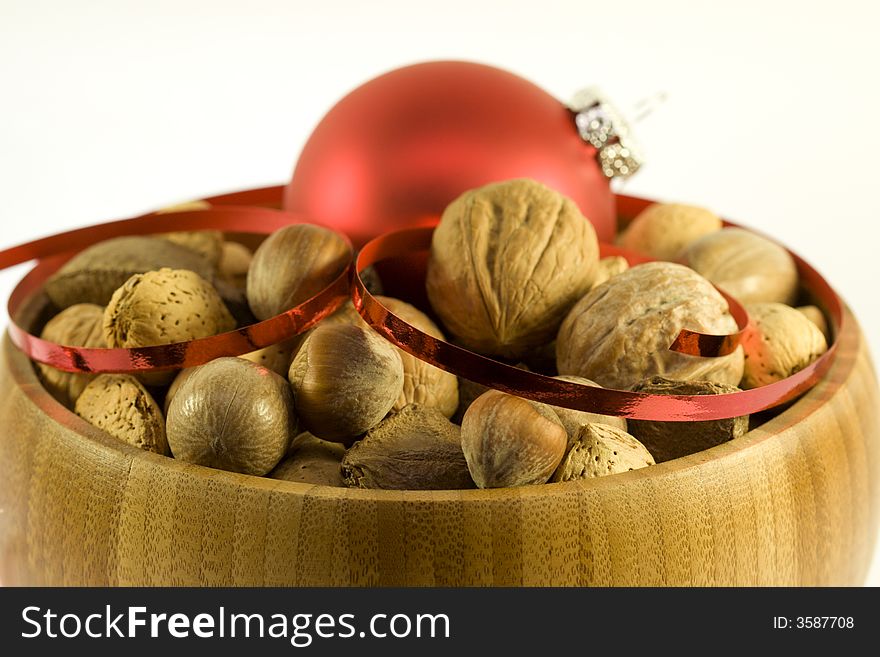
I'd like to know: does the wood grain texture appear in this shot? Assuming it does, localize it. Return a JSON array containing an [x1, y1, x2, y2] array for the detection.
[[0, 307, 878, 586]]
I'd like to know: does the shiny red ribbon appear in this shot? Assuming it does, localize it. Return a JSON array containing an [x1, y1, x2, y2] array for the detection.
[[3, 202, 351, 373], [1, 185, 844, 421], [352, 199, 843, 421]]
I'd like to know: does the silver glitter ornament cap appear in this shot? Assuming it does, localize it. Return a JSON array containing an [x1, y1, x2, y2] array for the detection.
[[569, 87, 643, 180]]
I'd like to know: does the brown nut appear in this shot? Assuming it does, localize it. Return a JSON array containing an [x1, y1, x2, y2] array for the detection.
[[288, 324, 404, 443], [550, 423, 654, 482], [103, 268, 235, 348], [240, 337, 301, 378], [341, 405, 474, 490], [556, 262, 744, 390], [461, 389, 567, 488], [796, 305, 830, 342], [167, 357, 296, 475], [451, 362, 531, 424], [45, 236, 214, 309], [37, 303, 106, 407], [683, 227, 799, 304], [618, 203, 722, 260], [75, 374, 168, 455], [426, 178, 599, 359], [741, 302, 828, 389], [246, 224, 351, 321], [627, 377, 748, 463], [551, 375, 627, 443], [218, 241, 253, 288], [158, 231, 224, 268], [592, 256, 629, 288], [314, 296, 459, 417], [268, 432, 346, 487]]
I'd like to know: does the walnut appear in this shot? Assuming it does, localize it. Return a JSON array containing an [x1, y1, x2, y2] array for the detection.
[[341, 405, 473, 490], [627, 377, 749, 463], [37, 303, 106, 408], [556, 262, 744, 390], [618, 203, 721, 260], [426, 179, 599, 359], [683, 227, 799, 304], [741, 302, 828, 388], [550, 423, 654, 482], [218, 241, 253, 288]]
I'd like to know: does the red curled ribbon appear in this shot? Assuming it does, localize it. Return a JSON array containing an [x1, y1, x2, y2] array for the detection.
[[1, 185, 844, 422], [352, 203, 843, 421], [3, 203, 351, 373]]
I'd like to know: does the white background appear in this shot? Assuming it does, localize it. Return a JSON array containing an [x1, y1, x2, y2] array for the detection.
[[1, 0, 878, 585]]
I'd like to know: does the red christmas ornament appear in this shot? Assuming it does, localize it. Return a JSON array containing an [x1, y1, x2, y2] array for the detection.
[[284, 61, 617, 246]]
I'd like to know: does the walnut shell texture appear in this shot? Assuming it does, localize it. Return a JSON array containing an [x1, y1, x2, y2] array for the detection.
[[741, 302, 828, 389], [158, 230, 223, 268], [75, 374, 168, 455], [461, 390, 567, 488], [247, 224, 351, 321], [45, 236, 214, 309], [683, 227, 799, 305], [166, 357, 296, 476], [288, 324, 404, 443], [627, 376, 749, 463], [551, 423, 654, 482], [618, 202, 722, 260], [37, 303, 106, 407], [218, 241, 253, 288], [269, 432, 345, 487], [342, 405, 473, 490], [426, 178, 599, 359], [592, 256, 629, 288], [556, 262, 744, 390]]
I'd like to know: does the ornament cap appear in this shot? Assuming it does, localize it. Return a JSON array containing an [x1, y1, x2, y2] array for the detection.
[[569, 87, 643, 180]]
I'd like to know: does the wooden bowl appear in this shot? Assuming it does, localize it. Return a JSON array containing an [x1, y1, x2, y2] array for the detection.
[[0, 294, 878, 586]]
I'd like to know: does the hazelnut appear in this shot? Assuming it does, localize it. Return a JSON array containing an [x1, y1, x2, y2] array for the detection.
[[627, 377, 749, 463], [37, 303, 106, 407], [551, 375, 627, 443], [796, 305, 830, 342], [45, 236, 214, 309], [461, 389, 567, 488], [683, 227, 799, 304], [269, 432, 346, 487], [288, 324, 404, 443], [452, 362, 531, 424], [741, 302, 828, 388], [426, 178, 599, 359], [556, 262, 744, 390], [240, 338, 301, 378], [247, 224, 351, 321], [166, 357, 296, 475], [618, 203, 722, 260], [341, 405, 474, 490], [75, 374, 168, 455], [315, 296, 459, 417], [550, 423, 654, 482]]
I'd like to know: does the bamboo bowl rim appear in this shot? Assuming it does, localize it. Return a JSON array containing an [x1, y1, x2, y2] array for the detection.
[[2, 295, 860, 504]]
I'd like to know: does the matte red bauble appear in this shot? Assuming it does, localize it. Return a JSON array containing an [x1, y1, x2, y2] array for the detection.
[[284, 61, 615, 246]]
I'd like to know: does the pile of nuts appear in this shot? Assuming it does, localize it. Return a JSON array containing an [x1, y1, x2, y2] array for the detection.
[[32, 179, 830, 490]]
